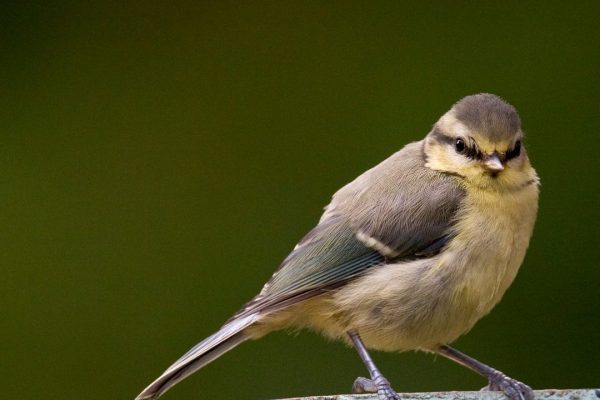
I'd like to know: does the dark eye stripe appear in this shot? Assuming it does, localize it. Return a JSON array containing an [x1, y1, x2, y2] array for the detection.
[[463, 137, 482, 160], [430, 127, 454, 145], [506, 140, 522, 160], [429, 128, 482, 160]]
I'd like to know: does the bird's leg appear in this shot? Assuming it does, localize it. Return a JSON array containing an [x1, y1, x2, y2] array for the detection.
[[437, 344, 534, 400], [347, 330, 400, 400]]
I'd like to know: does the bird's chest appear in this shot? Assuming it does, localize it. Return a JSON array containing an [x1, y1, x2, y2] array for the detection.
[[442, 185, 538, 316]]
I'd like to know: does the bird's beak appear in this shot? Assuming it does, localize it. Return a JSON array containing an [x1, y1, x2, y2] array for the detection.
[[484, 153, 504, 172]]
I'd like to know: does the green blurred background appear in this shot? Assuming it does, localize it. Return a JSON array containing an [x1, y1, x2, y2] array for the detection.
[[2, 1, 599, 399]]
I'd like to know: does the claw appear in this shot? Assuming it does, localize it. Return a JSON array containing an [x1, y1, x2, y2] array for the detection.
[[353, 376, 377, 394], [483, 370, 534, 400], [352, 376, 401, 400]]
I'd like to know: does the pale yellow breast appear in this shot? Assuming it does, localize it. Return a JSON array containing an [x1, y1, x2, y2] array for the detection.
[[446, 180, 539, 319]]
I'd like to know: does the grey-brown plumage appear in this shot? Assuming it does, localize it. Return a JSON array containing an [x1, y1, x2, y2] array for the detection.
[[325, 142, 465, 257], [136, 93, 539, 400]]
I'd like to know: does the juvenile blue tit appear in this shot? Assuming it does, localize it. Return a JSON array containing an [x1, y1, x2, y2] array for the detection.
[[137, 94, 539, 400]]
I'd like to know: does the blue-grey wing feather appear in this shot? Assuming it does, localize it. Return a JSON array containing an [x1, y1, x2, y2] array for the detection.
[[267, 214, 385, 295], [238, 140, 464, 316]]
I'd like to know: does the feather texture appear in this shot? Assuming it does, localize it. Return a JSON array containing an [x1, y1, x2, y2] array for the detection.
[[236, 140, 464, 319]]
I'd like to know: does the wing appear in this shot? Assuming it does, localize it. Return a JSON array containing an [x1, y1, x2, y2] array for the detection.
[[328, 141, 465, 258], [236, 141, 465, 317], [232, 213, 385, 318]]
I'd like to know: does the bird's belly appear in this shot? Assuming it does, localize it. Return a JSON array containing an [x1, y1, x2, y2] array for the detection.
[[323, 258, 495, 351], [319, 256, 517, 351]]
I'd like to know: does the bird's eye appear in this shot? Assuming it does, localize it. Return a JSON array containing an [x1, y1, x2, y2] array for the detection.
[[506, 140, 521, 160], [454, 138, 466, 154]]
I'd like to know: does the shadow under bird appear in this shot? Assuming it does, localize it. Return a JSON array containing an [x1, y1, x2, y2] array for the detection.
[[137, 94, 540, 400]]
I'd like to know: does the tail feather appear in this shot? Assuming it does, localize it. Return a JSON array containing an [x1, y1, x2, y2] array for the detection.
[[136, 313, 260, 400]]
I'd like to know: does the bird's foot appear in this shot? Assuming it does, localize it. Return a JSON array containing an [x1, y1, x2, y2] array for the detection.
[[353, 376, 401, 400], [482, 369, 534, 400], [353, 376, 377, 393]]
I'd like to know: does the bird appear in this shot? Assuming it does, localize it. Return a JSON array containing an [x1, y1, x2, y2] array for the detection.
[[136, 93, 540, 400]]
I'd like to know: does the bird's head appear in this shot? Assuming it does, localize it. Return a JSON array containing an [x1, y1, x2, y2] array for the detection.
[[424, 93, 537, 190]]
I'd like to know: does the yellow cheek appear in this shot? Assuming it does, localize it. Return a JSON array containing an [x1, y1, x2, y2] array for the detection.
[[424, 140, 470, 172]]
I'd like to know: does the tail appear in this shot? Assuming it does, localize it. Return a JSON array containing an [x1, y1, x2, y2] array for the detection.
[[135, 313, 260, 400]]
